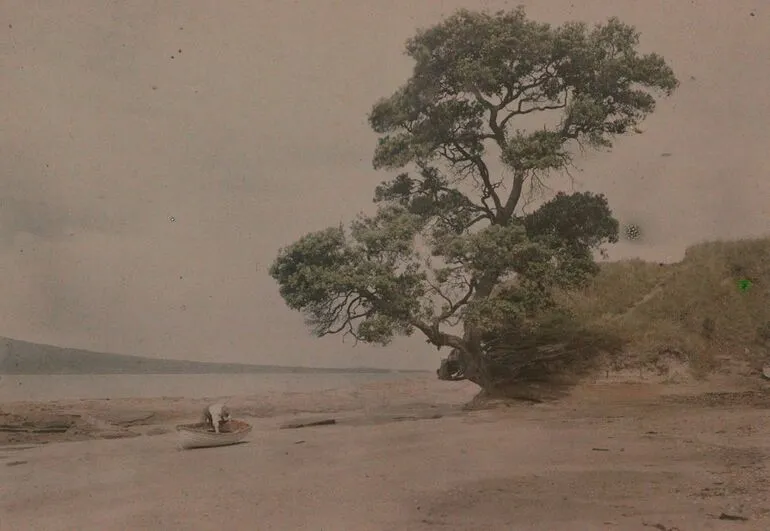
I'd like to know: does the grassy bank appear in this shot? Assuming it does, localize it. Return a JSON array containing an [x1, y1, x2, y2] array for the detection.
[[555, 236, 770, 378]]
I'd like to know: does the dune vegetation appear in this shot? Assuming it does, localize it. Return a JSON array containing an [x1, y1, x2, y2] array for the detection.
[[562, 237, 770, 375], [472, 236, 770, 395]]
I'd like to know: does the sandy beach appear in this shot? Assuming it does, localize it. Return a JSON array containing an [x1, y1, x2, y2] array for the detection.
[[1, 0, 768, 528], [2, 375, 769, 530]]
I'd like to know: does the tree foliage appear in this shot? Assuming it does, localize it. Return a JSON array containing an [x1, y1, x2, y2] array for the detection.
[[270, 8, 677, 388]]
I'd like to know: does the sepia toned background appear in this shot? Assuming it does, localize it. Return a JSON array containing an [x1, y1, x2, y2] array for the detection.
[[1, 1, 767, 369]]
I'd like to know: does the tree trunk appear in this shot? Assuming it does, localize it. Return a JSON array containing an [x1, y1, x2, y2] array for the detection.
[[430, 274, 505, 389], [436, 352, 465, 381], [458, 274, 499, 389], [431, 322, 494, 388], [435, 341, 494, 387], [458, 342, 495, 388]]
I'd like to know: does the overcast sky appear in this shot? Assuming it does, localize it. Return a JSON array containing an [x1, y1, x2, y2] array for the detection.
[[1, 0, 767, 369]]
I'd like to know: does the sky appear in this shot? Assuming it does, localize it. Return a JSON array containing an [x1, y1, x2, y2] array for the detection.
[[1, 0, 768, 370]]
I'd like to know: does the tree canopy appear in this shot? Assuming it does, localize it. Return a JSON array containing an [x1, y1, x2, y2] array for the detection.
[[270, 8, 678, 388]]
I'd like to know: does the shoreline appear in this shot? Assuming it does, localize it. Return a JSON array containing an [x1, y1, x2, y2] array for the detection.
[[2, 375, 770, 529], [2, 372, 764, 447], [0, 375, 480, 446]]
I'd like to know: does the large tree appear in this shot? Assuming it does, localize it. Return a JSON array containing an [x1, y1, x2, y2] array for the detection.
[[270, 8, 678, 389]]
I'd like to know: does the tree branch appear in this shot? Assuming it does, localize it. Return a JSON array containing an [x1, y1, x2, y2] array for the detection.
[[324, 295, 370, 335], [412, 160, 495, 223], [471, 85, 507, 145], [410, 318, 466, 351], [436, 278, 476, 322], [500, 88, 569, 131], [426, 279, 454, 311], [450, 141, 502, 216], [497, 171, 525, 224]]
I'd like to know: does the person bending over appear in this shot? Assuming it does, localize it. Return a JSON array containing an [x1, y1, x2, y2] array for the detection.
[[202, 403, 231, 433]]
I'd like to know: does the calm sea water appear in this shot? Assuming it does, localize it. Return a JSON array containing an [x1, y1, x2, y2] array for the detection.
[[0, 372, 418, 402]]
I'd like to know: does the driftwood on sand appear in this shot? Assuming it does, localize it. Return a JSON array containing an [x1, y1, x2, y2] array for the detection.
[[0, 421, 73, 434], [279, 418, 336, 430], [0, 415, 78, 434]]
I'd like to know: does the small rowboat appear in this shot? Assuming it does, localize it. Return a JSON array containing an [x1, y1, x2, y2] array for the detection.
[[176, 419, 252, 450]]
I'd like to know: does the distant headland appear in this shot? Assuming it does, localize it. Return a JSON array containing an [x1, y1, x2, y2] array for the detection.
[[0, 336, 426, 375]]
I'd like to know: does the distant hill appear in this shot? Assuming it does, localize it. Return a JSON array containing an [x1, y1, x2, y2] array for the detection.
[[0, 336, 423, 375]]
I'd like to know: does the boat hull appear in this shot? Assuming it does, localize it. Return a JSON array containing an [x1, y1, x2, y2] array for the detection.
[[176, 419, 252, 450]]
